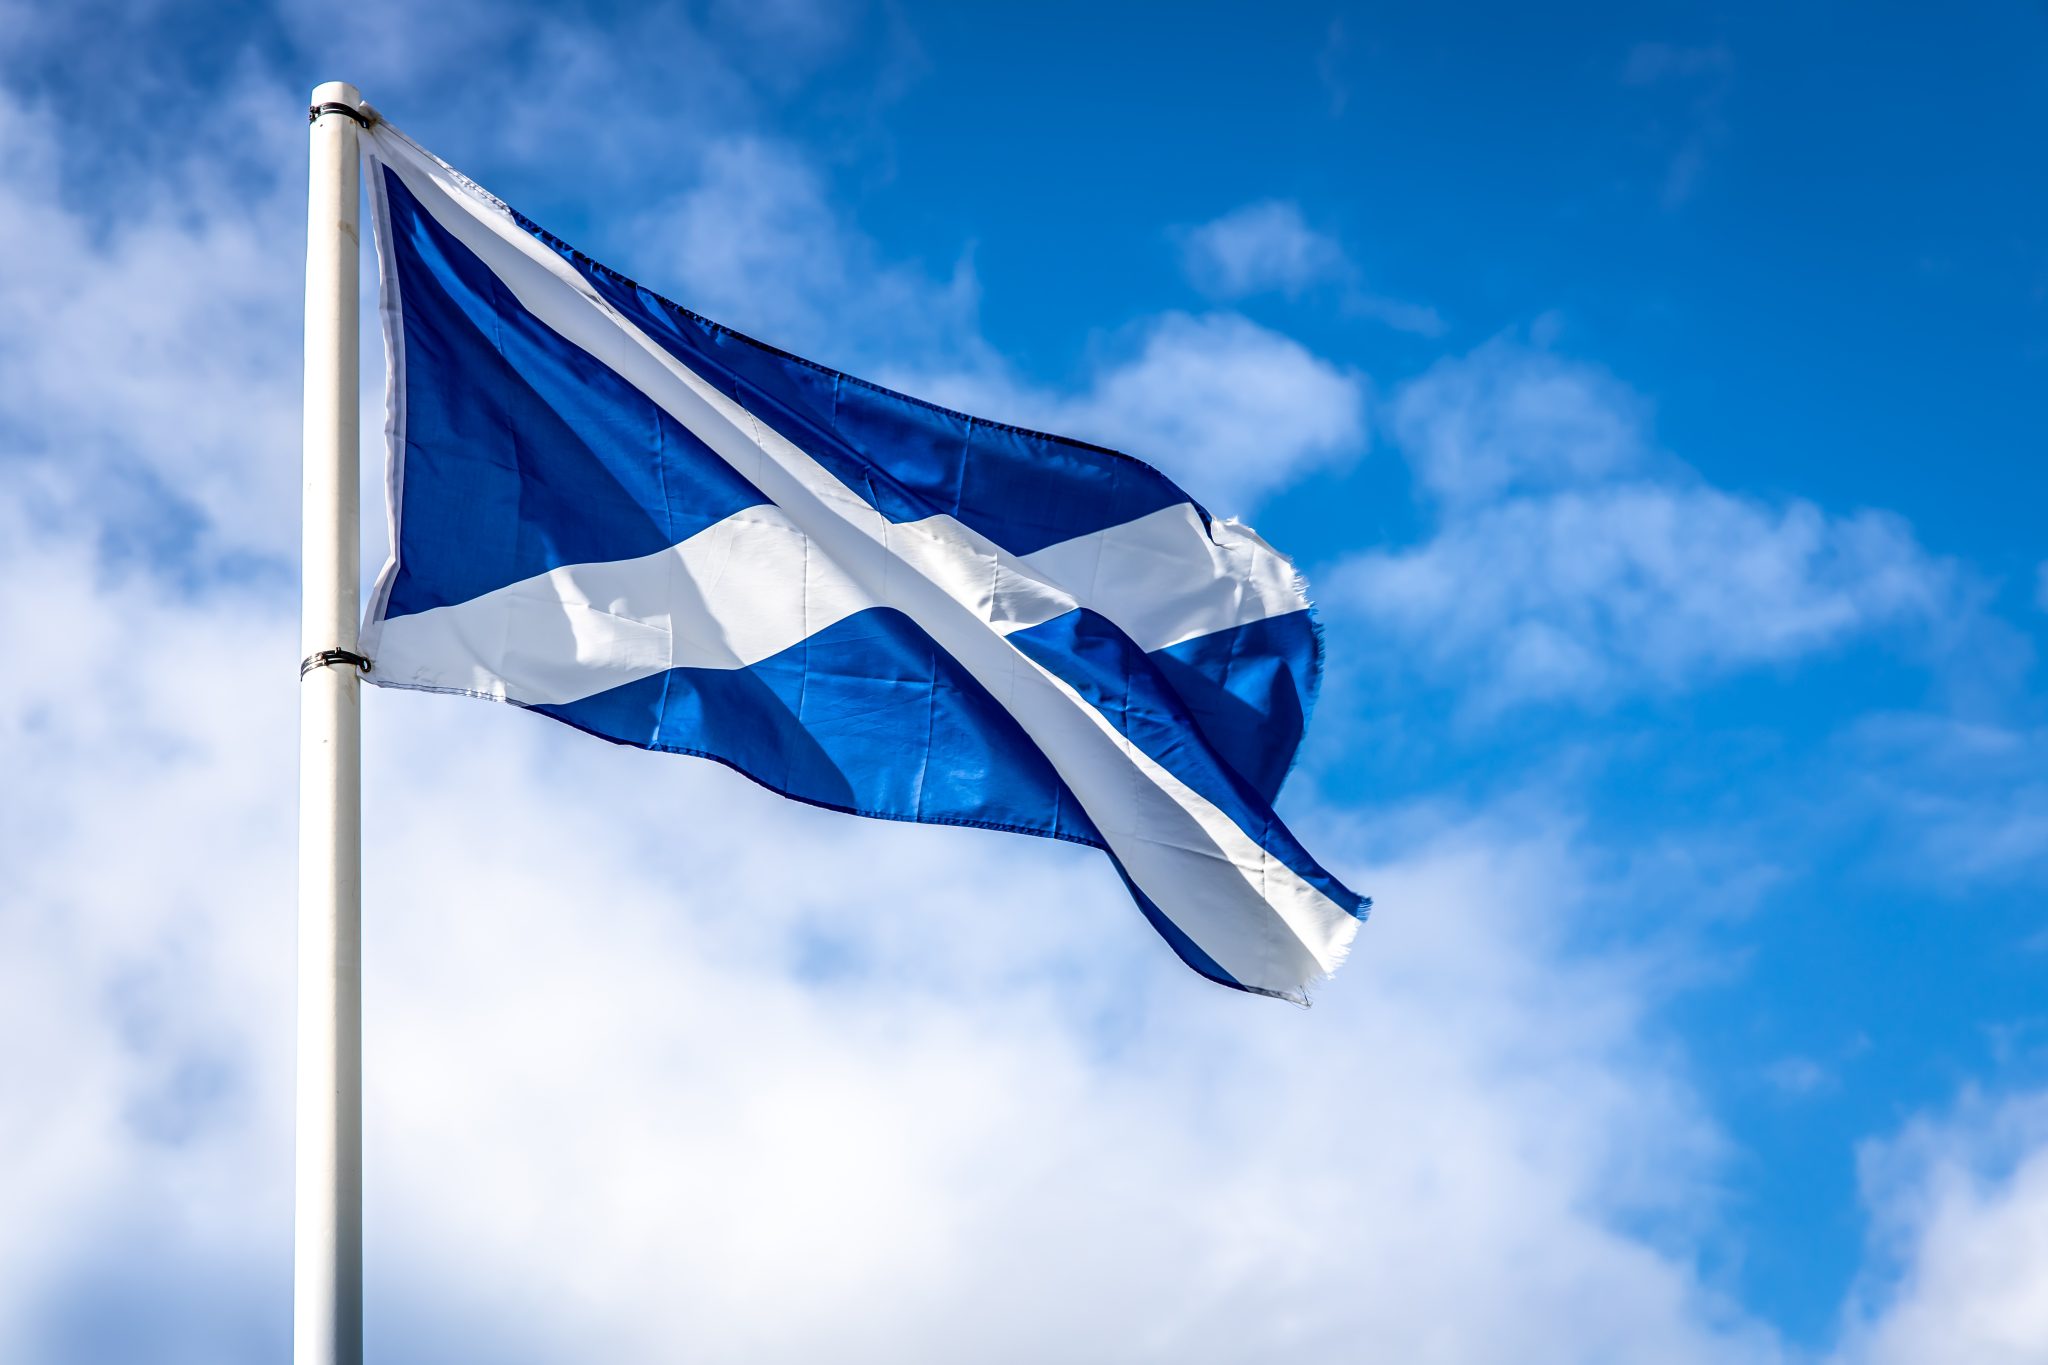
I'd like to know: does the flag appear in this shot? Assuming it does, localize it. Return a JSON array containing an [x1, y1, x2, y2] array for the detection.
[[354, 118, 1367, 1003]]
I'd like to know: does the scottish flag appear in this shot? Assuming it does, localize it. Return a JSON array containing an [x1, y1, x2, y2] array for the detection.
[[356, 120, 1367, 1003]]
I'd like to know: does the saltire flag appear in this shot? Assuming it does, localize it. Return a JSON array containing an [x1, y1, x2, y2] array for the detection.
[[355, 119, 1368, 1003]]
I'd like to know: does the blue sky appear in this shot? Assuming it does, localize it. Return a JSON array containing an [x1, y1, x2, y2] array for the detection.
[[1, 2, 2045, 1360]]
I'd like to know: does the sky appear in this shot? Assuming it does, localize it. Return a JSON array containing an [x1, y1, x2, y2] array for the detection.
[[1, 1, 2045, 1360]]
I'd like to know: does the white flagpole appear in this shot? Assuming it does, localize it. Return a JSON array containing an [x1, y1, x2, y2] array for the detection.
[[298, 80, 366, 1365]]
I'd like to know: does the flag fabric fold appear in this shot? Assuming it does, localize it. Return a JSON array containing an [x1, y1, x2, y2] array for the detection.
[[357, 118, 1367, 1002]]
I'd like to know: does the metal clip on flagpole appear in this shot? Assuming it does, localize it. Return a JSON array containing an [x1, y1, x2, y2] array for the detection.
[[299, 80, 366, 1365]]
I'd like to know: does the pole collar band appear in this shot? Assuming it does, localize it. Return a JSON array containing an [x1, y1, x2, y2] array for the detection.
[[309, 101, 372, 128], [301, 649, 373, 679]]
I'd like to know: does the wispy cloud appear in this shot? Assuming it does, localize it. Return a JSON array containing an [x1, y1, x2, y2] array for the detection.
[[1843, 714, 2048, 887], [1620, 41, 1735, 211], [1621, 40, 1734, 88], [1328, 335, 1965, 708], [1180, 200, 1351, 299], [1178, 200, 1445, 336], [1315, 17, 1351, 118], [1763, 1056, 1835, 1098], [1387, 335, 1655, 503], [627, 134, 989, 375]]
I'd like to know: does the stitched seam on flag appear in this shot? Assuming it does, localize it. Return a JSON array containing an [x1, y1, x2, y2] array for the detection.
[[361, 157, 411, 655], [915, 623, 937, 822], [1276, 537, 1329, 793], [650, 651, 675, 749], [1131, 645, 1158, 904], [653, 396, 676, 545], [794, 519, 812, 791], [949, 408, 970, 519], [487, 276, 518, 540], [654, 510, 679, 747], [789, 423, 813, 791]]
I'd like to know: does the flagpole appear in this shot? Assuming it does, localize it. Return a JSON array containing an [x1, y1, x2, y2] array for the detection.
[[298, 80, 366, 1365]]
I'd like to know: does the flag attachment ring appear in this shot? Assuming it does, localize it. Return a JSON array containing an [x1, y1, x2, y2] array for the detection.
[[308, 101, 371, 127], [300, 649, 372, 679]]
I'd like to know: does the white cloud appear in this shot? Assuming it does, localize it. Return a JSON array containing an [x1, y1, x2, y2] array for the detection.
[[346, 802, 1790, 1364], [1337, 483, 1952, 706], [275, 0, 765, 190], [1330, 339, 1962, 707], [0, 499, 297, 1358], [913, 312, 1368, 514], [1836, 1090, 2048, 1364], [627, 135, 989, 375], [1389, 336, 1653, 503], [1043, 312, 1366, 511], [1179, 200, 1444, 335], [1180, 200, 1351, 299], [0, 90, 306, 566]]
